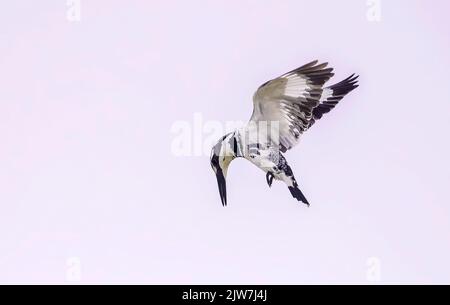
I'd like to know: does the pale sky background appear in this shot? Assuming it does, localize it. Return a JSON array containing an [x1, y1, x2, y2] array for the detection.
[[0, 0, 449, 284]]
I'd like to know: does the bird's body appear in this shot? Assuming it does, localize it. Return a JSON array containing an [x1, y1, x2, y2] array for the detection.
[[210, 60, 359, 207], [214, 128, 309, 205]]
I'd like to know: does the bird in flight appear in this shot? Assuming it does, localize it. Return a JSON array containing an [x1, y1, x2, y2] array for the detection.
[[210, 60, 358, 207]]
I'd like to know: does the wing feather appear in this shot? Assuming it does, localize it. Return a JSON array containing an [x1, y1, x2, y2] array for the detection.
[[309, 74, 359, 127], [250, 60, 334, 152]]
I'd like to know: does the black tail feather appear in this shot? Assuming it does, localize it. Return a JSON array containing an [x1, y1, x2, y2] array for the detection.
[[288, 186, 310, 206]]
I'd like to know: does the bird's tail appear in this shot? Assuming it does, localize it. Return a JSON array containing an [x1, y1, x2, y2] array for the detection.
[[288, 185, 310, 206]]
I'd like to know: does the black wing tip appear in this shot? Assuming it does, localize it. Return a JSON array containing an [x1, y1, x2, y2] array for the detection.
[[289, 60, 334, 86], [292, 60, 332, 73], [304, 59, 319, 67], [347, 74, 360, 85], [329, 73, 360, 95], [310, 73, 359, 124]]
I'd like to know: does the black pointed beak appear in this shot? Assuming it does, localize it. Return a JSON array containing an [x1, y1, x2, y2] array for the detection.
[[215, 169, 227, 207]]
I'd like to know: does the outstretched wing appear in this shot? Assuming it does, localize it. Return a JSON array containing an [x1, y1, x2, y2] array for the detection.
[[250, 60, 334, 152], [308, 74, 359, 128]]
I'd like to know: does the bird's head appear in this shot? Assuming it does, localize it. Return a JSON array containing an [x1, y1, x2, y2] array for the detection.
[[210, 134, 237, 206]]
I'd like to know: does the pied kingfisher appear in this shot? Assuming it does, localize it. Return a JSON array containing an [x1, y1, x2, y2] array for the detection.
[[210, 60, 358, 206]]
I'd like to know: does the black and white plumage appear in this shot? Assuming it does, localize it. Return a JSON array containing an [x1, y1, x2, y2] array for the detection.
[[210, 60, 359, 206]]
